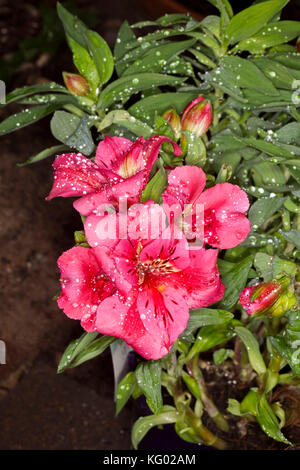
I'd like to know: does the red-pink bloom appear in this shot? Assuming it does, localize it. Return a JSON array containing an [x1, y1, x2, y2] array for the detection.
[[181, 96, 212, 137], [57, 246, 116, 332], [162, 166, 251, 249], [46, 135, 181, 216], [83, 204, 224, 359]]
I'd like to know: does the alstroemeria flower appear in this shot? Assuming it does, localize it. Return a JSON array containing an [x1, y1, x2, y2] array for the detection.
[[57, 246, 116, 332], [46, 135, 181, 216], [84, 203, 224, 359], [162, 166, 251, 249]]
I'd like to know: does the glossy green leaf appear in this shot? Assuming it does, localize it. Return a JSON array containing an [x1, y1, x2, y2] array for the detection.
[[98, 73, 186, 109], [129, 91, 199, 124], [123, 39, 196, 76], [57, 331, 99, 373], [17, 144, 69, 167], [252, 58, 296, 90], [249, 197, 285, 228], [4, 83, 68, 105], [66, 35, 100, 96], [280, 229, 300, 249], [257, 393, 291, 444], [114, 21, 136, 76], [85, 30, 114, 85], [235, 326, 267, 375], [183, 308, 234, 335], [132, 406, 178, 449], [186, 323, 234, 359], [0, 97, 73, 136], [184, 132, 207, 167], [213, 348, 233, 365], [237, 21, 300, 53], [223, 0, 289, 46], [218, 256, 253, 310], [98, 109, 153, 138], [254, 252, 298, 281], [141, 167, 168, 203], [135, 361, 163, 415], [116, 371, 137, 415], [50, 111, 94, 155]]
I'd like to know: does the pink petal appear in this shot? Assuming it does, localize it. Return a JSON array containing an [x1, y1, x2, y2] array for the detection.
[[95, 294, 169, 359], [197, 183, 251, 249], [73, 190, 112, 216], [172, 247, 224, 308], [46, 153, 104, 201], [95, 136, 133, 169], [163, 166, 206, 208], [114, 138, 145, 177], [57, 246, 115, 332], [142, 135, 182, 176]]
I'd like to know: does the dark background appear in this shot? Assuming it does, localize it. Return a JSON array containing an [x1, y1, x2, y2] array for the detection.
[[0, 0, 299, 450]]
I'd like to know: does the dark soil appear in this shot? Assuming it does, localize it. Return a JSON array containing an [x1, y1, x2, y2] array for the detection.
[[1, 0, 300, 452]]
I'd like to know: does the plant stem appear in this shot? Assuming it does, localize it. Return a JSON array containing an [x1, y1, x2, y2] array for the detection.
[[187, 356, 229, 432]]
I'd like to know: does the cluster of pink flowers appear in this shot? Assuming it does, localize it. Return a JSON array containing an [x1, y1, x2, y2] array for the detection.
[[47, 98, 251, 359]]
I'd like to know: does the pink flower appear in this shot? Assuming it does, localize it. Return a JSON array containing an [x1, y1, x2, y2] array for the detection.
[[162, 166, 251, 249], [84, 203, 224, 359], [46, 135, 181, 216], [57, 246, 116, 332], [181, 96, 212, 137]]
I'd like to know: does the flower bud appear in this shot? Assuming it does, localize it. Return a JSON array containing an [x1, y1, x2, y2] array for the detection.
[[181, 96, 212, 137], [162, 108, 181, 140], [240, 275, 296, 317], [63, 72, 90, 96]]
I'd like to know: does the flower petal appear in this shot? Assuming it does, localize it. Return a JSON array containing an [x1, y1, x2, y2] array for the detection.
[[57, 246, 115, 332], [95, 135, 133, 169], [46, 153, 104, 201], [172, 247, 224, 308], [95, 293, 169, 359], [197, 183, 251, 248]]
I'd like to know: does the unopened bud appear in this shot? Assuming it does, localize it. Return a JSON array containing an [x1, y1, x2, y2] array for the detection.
[[181, 96, 212, 137], [63, 72, 90, 96], [162, 108, 181, 140], [240, 275, 296, 317]]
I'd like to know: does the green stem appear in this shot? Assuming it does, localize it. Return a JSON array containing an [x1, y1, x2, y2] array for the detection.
[[188, 356, 229, 432]]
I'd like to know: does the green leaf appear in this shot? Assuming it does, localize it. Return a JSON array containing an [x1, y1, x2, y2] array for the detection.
[[252, 58, 296, 90], [186, 323, 234, 359], [257, 393, 291, 444], [254, 252, 298, 281], [275, 122, 300, 144], [85, 30, 114, 85], [57, 331, 98, 373], [183, 308, 234, 335], [237, 21, 300, 53], [17, 144, 69, 167], [66, 114, 95, 155], [248, 197, 285, 228], [135, 361, 163, 415], [223, 0, 289, 46], [60, 334, 115, 372], [123, 39, 196, 77], [116, 371, 137, 415], [97, 73, 186, 109], [141, 168, 168, 203], [98, 110, 153, 138], [218, 256, 253, 310], [235, 326, 267, 375], [57, 3, 113, 86], [50, 111, 94, 155], [131, 406, 178, 449], [129, 91, 199, 125], [280, 229, 300, 249], [213, 348, 233, 365], [114, 21, 136, 76], [0, 97, 73, 136], [4, 82, 68, 105], [66, 35, 100, 97]]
